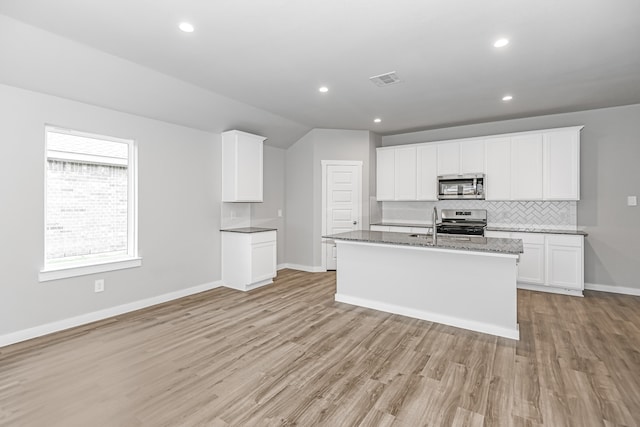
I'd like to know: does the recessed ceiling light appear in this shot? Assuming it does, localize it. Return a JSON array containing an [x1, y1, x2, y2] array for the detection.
[[494, 38, 509, 48], [502, 95, 513, 101], [179, 22, 195, 33], [373, 118, 382, 123], [318, 86, 329, 93]]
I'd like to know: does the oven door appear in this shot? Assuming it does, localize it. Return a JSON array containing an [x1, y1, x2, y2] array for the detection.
[[437, 224, 486, 236]]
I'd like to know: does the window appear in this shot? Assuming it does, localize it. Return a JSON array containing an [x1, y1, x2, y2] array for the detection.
[[40, 126, 140, 281]]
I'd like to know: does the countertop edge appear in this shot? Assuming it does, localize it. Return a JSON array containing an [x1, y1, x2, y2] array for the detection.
[[220, 227, 278, 233]]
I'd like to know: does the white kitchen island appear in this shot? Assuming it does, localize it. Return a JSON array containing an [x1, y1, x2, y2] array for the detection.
[[324, 231, 523, 340]]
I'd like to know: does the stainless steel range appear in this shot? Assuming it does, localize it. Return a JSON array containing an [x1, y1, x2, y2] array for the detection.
[[436, 209, 487, 236]]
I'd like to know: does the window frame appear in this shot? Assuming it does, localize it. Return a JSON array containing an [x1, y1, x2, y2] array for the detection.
[[39, 125, 141, 282]]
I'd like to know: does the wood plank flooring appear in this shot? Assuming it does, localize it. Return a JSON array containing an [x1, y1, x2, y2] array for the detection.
[[1, 269, 639, 426]]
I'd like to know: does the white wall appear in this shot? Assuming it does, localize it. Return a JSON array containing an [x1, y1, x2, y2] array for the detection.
[[0, 14, 309, 149], [252, 145, 286, 264], [0, 84, 220, 337], [382, 104, 640, 291], [285, 129, 375, 270], [284, 131, 316, 267]]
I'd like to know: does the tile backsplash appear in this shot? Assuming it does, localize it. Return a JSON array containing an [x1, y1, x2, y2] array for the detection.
[[380, 200, 577, 230]]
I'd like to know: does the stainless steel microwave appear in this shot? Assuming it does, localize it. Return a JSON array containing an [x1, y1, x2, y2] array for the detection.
[[437, 173, 485, 200]]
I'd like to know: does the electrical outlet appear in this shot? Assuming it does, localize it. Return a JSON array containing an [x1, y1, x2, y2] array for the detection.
[[628, 196, 637, 207], [94, 279, 104, 293], [277, 209, 283, 217]]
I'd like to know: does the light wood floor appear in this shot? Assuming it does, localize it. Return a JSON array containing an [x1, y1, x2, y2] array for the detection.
[[1, 269, 639, 426]]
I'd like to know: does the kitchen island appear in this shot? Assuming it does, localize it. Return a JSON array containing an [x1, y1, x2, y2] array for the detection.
[[323, 230, 523, 340]]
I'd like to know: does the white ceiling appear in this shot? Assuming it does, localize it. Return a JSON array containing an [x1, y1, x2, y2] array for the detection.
[[1, 0, 639, 148]]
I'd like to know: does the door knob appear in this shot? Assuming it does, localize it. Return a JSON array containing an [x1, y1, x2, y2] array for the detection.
[[353, 221, 358, 225]]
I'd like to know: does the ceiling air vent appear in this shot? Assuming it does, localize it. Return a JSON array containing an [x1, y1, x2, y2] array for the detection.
[[369, 71, 402, 87]]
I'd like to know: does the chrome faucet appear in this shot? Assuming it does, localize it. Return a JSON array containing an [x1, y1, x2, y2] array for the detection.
[[432, 206, 438, 244]]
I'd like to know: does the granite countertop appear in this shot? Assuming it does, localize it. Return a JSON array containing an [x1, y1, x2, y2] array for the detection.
[[323, 230, 523, 255], [220, 227, 277, 233], [486, 226, 588, 236], [370, 222, 432, 228]]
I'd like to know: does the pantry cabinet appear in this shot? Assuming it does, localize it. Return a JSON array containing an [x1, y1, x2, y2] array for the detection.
[[222, 130, 266, 202]]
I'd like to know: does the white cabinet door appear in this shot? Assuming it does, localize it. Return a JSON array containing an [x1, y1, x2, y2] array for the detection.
[[511, 134, 543, 200], [394, 146, 417, 200], [513, 233, 545, 284], [460, 140, 485, 173], [543, 129, 580, 200], [437, 141, 460, 175], [222, 130, 265, 202], [417, 144, 438, 200], [545, 235, 584, 290], [251, 241, 277, 283], [485, 136, 511, 200], [222, 231, 277, 291], [376, 148, 395, 201]]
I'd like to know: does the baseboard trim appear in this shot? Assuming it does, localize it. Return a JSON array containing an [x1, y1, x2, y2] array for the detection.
[[277, 263, 326, 273], [585, 282, 640, 296], [517, 283, 584, 297], [0, 280, 223, 348], [335, 293, 520, 340]]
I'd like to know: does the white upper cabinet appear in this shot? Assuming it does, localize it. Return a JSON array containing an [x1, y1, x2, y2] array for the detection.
[[485, 136, 511, 200], [417, 144, 438, 200], [376, 148, 395, 201], [460, 140, 485, 174], [543, 128, 581, 200], [394, 146, 417, 200], [437, 140, 484, 176], [511, 134, 543, 200], [436, 141, 461, 175], [376, 126, 581, 202], [222, 130, 265, 202]]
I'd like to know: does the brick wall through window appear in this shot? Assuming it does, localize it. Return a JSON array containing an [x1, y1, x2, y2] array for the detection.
[[45, 160, 128, 260]]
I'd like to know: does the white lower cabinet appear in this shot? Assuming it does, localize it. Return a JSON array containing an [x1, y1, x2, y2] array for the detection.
[[545, 235, 584, 291], [222, 230, 277, 291], [512, 233, 545, 285], [485, 231, 584, 295]]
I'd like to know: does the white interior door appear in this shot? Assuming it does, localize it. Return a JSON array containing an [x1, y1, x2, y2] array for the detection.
[[325, 164, 361, 270]]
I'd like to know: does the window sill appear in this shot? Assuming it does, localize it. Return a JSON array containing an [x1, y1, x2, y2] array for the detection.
[[39, 257, 142, 282]]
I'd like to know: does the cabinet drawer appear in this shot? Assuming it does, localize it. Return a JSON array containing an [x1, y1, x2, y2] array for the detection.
[[249, 231, 277, 244], [545, 234, 583, 247], [410, 227, 430, 234], [511, 232, 545, 245], [388, 226, 412, 233]]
